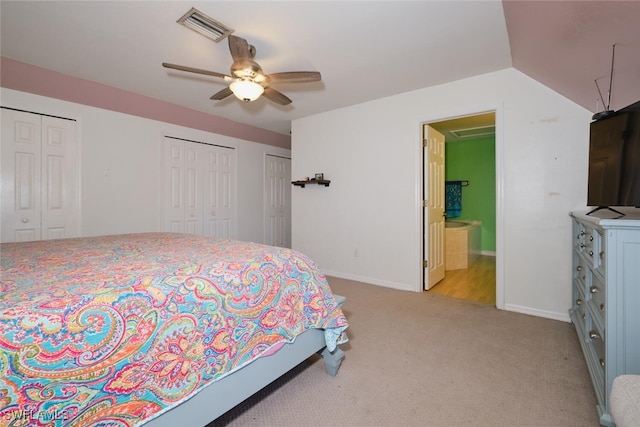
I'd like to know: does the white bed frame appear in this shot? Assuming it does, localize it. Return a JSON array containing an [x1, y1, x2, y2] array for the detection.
[[144, 296, 346, 426]]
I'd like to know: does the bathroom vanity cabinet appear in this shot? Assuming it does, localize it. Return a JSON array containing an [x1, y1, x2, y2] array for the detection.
[[569, 210, 640, 427]]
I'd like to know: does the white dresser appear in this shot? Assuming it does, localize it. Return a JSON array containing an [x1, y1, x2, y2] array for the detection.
[[570, 210, 640, 426]]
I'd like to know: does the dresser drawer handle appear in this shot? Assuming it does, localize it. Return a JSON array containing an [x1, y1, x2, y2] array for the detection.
[[576, 298, 583, 306], [589, 330, 602, 340], [599, 358, 605, 367], [589, 250, 594, 257], [590, 286, 599, 294], [576, 265, 583, 272], [589, 235, 593, 242], [600, 251, 604, 259], [600, 303, 605, 312]]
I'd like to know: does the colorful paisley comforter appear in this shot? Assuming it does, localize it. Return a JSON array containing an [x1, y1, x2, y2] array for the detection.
[[0, 233, 348, 426]]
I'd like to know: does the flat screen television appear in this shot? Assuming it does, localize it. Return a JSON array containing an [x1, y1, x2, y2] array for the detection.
[[587, 99, 640, 216]]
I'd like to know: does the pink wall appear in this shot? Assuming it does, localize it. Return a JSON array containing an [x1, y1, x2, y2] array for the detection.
[[0, 57, 290, 149]]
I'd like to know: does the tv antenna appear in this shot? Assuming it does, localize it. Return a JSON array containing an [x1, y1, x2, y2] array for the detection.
[[593, 43, 616, 121]]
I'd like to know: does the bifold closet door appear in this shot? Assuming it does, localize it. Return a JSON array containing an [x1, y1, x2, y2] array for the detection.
[[163, 138, 201, 234], [162, 136, 236, 238], [1, 109, 78, 243], [202, 144, 235, 239]]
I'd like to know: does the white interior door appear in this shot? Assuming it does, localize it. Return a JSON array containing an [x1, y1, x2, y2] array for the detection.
[[163, 138, 187, 233], [264, 155, 291, 247], [424, 125, 446, 289], [162, 137, 202, 234], [183, 142, 201, 235], [1, 109, 42, 242], [162, 136, 236, 238], [203, 145, 235, 239], [40, 116, 78, 240], [1, 109, 78, 243]]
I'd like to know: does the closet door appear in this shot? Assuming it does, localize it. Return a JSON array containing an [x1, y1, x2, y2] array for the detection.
[[202, 145, 235, 239], [162, 138, 201, 234], [1, 109, 78, 243], [162, 136, 235, 238], [40, 116, 79, 239], [264, 155, 291, 247]]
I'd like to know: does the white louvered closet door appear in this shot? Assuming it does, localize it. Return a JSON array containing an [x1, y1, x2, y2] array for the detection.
[[1, 108, 79, 243]]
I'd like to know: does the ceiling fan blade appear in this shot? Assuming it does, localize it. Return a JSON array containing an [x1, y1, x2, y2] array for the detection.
[[267, 71, 321, 84], [262, 87, 292, 105], [162, 62, 229, 79], [210, 87, 233, 101], [228, 35, 251, 62]]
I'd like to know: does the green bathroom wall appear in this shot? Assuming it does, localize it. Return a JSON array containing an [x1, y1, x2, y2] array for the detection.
[[445, 136, 496, 252]]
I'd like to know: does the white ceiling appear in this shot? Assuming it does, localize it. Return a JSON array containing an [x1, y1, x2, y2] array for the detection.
[[1, 1, 639, 136]]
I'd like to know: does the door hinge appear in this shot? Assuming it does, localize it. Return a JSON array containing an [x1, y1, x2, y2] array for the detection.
[[422, 199, 428, 207], [423, 260, 428, 268]]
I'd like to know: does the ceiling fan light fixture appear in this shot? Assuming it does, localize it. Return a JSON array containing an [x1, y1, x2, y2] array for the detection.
[[177, 8, 233, 42], [230, 80, 264, 102]]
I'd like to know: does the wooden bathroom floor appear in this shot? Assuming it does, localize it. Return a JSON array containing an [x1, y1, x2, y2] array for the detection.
[[429, 255, 496, 305]]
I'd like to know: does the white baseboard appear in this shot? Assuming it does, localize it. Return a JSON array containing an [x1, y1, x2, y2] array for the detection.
[[503, 303, 570, 323], [324, 270, 571, 323], [481, 250, 496, 256], [322, 270, 415, 292]]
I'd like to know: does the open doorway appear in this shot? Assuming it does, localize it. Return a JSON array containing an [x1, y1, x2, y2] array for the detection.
[[422, 111, 498, 306]]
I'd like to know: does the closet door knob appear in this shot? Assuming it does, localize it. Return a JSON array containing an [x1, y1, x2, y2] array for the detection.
[[21, 218, 29, 223]]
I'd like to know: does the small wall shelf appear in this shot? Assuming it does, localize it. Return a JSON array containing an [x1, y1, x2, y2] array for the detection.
[[292, 179, 331, 188]]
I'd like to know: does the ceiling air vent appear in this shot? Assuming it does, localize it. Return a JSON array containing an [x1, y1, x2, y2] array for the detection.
[[177, 8, 233, 43]]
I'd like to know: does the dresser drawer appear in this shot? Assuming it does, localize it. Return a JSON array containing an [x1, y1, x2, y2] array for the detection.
[[575, 223, 592, 254], [572, 297, 587, 332], [573, 277, 586, 307], [588, 270, 605, 335], [586, 329, 606, 407], [593, 228, 606, 276], [573, 253, 587, 287], [589, 273, 606, 316], [589, 328, 606, 377]]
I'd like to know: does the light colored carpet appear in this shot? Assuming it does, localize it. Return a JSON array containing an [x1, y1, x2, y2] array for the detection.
[[213, 276, 600, 426]]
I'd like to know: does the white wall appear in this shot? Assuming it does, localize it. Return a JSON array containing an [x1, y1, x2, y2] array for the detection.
[[1, 88, 290, 243], [291, 68, 592, 321]]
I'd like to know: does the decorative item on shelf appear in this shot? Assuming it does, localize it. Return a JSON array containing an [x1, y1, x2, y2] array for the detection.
[[292, 174, 330, 188]]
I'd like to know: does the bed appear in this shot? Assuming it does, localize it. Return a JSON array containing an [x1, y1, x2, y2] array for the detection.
[[0, 233, 348, 426]]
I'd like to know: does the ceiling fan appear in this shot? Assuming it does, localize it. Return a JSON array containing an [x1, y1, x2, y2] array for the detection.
[[162, 35, 321, 105]]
